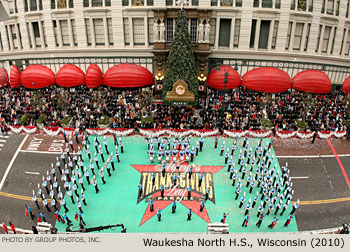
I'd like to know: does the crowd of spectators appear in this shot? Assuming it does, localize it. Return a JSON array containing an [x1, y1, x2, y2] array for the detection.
[[0, 85, 349, 132]]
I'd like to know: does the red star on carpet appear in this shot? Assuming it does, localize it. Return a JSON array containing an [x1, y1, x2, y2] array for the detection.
[[131, 155, 225, 226]]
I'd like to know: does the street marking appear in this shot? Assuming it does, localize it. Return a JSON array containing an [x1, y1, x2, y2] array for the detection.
[[0, 135, 9, 138], [0, 139, 6, 142], [20, 150, 61, 155], [290, 176, 309, 179], [277, 154, 350, 158], [0, 191, 56, 202], [295, 197, 350, 205], [327, 139, 350, 191], [0, 144, 4, 147], [0, 134, 29, 191], [25, 171, 40, 175]]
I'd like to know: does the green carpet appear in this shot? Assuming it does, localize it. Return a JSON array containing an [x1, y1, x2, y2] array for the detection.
[[55, 136, 298, 233]]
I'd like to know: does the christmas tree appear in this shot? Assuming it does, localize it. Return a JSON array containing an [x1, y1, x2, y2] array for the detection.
[[162, 9, 198, 101]]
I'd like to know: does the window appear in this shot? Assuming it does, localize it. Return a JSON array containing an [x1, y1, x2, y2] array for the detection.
[[250, 19, 257, 48], [290, 0, 295, 10], [253, 0, 259, 7], [347, 0, 350, 18], [24, 0, 28, 12], [85, 19, 92, 46], [53, 20, 59, 46], [335, 0, 339, 16], [84, 0, 89, 7], [133, 18, 145, 45], [315, 24, 322, 52], [340, 29, 345, 55], [52, 0, 74, 9], [330, 27, 336, 54], [122, 0, 129, 6], [321, 26, 331, 53], [209, 18, 216, 46], [123, 18, 130, 45], [236, 0, 242, 7], [271, 21, 279, 49], [5, 26, 10, 49], [304, 23, 311, 51], [93, 18, 105, 46], [346, 30, 350, 55], [190, 18, 197, 42], [105, 0, 111, 6], [147, 0, 154, 6], [107, 18, 113, 46], [327, 0, 334, 15], [211, 0, 217, 6], [41, 21, 46, 47], [132, 0, 144, 5], [0, 32, 3, 51], [192, 0, 198, 6], [166, 18, 174, 42], [219, 19, 231, 47], [258, 20, 270, 49], [233, 18, 241, 48], [26, 23, 32, 48], [293, 23, 304, 50], [148, 18, 155, 44], [92, 0, 103, 7], [297, 0, 307, 11], [60, 20, 70, 46], [321, 0, 325, 13], [10, 25, 18, 49], [166, 0, 173, 6], [30, 0, 37, 11], [71, 19, 78, 46], [285, 21, 293, 50], [262, 0, 273, 8], [32, 22, 41, 47], [221, 0, 233, 6], [275, 0, 281, 8]]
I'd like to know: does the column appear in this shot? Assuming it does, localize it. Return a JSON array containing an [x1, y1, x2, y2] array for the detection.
[[38, 20, 45, 48], [214, 17, 220, 49], [6, 25, 14, 50], [128, 17, 133, 47], [68, 18, 74, 48], [144, 16, 149, 47], [229, 18, 235, 50], [29, 22, 37, 48], [56, 20, 63, 48], [36, 0, 39, 10], [289, 20, 296, 51], [300, 22, 308, 51], [15, 23, 22, 49], [327, 26, 335, 54], [267, 19, 274, 49], [272, 0, 275, 8], [341, 28, 349, 56], [111, 0, 123, 47], [103, 16, 109, 46], [307, 0, 310, 11], [317, 24, 325, 54], [90, 18, 96, 47], [0, 23, 10, 52], [254, 18, 261, 49]]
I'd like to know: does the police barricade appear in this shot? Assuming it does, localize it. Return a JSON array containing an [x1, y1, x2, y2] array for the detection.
[[207, 223, 229, 234]]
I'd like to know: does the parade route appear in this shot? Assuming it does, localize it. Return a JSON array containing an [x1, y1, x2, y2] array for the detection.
[[0, 135, 350, 233]]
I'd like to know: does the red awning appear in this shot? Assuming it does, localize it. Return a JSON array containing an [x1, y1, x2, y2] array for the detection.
[[0, 67, 8, 88], [207, 65, 241, 90], [242, 67, 292, 93], [21, 65, 55, 89], [10, 65, 21, 88], [292, 70, 331, 94], [103, 63, 153, 88], [343, 76, 350, 94], [56, 64, 85, 87], [86, 64, 103, 88]]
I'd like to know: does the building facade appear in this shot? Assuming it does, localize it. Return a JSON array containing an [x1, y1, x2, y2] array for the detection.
[[1, 0, 350, 86]]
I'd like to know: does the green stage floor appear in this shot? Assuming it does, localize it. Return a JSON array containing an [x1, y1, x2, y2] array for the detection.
[[56, 136, 298, 233]]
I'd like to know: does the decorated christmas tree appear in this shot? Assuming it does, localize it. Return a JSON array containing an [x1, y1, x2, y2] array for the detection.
[[162, 9, 198, 101]]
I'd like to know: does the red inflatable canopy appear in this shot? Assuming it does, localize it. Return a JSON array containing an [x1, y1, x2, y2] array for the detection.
[[0, 67, 8, 87], [21, 65, 55, 89], [103, 63, 153, 88], [207, 65, 241, 90], [56, 64, 85, 87], [292, 70, 331, 94], [242, 67, 292, 93], [86, 64, 103, 88], [10, 65, 21, 88], [343, 76, 350, 94]]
